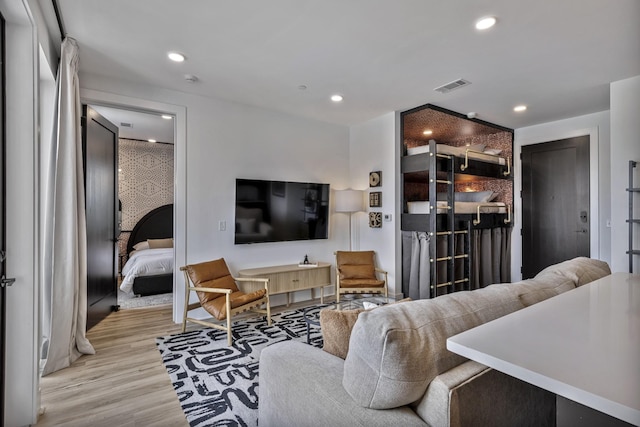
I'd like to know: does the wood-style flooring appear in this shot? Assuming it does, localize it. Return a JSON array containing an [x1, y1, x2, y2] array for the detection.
[[36, 299, 319, 426], [37, 304, 187, 427]]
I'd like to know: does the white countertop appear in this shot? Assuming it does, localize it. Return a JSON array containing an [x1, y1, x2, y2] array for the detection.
[[447, 272, 640, 426]]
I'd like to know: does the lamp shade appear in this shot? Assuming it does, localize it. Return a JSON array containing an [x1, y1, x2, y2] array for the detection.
[[335, 189, 364, 213]]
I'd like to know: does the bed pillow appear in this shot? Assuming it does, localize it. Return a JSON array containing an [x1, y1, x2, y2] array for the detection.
[[465, 143, 486, 152], [147, 238, 173, 249], [133, 241, 149, 251], [454, 191, 495, 203]]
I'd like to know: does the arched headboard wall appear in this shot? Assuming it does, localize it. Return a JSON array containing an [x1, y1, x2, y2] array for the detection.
[[126, 204, 174, 254]]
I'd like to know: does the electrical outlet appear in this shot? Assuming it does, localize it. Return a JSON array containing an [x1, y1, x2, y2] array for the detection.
[[383, 214, 392, 222], [219, 220, 226, 231]]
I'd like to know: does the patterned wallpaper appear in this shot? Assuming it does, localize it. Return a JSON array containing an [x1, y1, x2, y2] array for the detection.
[[117, 138, 174, 259]]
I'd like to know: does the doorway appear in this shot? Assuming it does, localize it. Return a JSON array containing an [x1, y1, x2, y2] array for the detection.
[[89, 105, 176, 310], [521, 135, 590, 278]]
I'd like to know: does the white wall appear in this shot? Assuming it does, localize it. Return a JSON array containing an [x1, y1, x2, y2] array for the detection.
[[1, 0, 40, 424], [80, 74, 350, 317], [348, 112, 398, 295], [513, 111, 611, 280], [610, 75, 640, 273]]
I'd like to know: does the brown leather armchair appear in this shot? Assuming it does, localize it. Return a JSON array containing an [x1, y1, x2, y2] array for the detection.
[[335, 250, 387, 302], [180, 258, 271, 345]]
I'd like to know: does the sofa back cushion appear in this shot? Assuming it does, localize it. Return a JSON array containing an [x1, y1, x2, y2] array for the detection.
[[342, 284, 525, 409], [534, 257, 610, 287]]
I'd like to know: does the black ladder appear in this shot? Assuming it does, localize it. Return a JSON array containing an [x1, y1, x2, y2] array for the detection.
[[428, 139, 471, 297]]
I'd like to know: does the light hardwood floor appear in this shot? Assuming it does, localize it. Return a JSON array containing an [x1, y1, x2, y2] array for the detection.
[[36, 299, 321, 426], [37, 304, 188, 427]]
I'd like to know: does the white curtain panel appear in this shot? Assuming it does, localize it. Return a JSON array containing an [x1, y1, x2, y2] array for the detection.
[[41, 38, 94, 376]]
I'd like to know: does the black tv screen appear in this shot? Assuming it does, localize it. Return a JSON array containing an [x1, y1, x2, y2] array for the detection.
[[235, 178, 330, 244]]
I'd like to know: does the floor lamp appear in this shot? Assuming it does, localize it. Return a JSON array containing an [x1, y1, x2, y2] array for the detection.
[[335, 189, 364, 250]]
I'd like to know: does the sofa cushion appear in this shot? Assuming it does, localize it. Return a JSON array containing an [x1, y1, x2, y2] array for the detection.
[[534, 257, 610, 287], [518, 277, 575, 307], [320, 299, 412, 360], [343, 285, 525, 409]]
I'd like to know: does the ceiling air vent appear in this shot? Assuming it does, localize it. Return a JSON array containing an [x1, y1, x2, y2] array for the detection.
[[434, 79, 471, 94], [120, 122, 133, 128]]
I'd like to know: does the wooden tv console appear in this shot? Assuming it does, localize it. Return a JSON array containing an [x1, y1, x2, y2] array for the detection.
[[238, 262, 331, 306]]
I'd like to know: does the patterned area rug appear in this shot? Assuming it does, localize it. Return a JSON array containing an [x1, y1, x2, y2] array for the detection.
[[156, 305, 327, 426]]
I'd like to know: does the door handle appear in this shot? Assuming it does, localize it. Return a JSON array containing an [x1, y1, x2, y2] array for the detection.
[[574, 230, 587, 233], [1, 276, 16, 288]]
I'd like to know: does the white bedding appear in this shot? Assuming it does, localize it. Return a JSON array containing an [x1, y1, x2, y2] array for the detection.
[[407, 201, 507, 214], [120, 247, 174, 293], [407, 144, 506, 165]]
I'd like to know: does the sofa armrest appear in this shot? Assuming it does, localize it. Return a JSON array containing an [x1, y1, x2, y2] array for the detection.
[[259, 341, 427, 427], [416, 360, 556, 427]]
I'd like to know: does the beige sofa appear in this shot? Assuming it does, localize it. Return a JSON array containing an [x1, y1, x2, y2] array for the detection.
[[259, 257, 611, 427]]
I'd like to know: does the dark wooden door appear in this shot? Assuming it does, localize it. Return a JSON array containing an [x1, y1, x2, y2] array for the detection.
[[521, 135, 590, 278], [83, 105, 119, 329]]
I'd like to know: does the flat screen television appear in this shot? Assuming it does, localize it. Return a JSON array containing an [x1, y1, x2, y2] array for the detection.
[[235, 178, 330, 244]]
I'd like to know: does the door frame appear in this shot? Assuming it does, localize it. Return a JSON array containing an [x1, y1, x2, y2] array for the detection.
[[80, 89, 186, 323], [513, 126, 601, 281]]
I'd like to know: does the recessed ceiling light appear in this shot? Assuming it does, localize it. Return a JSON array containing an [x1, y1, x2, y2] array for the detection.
[[514, 105, 527, 112], [148, 139, 157, 143], [161, 115, 172, 120], [331, 94, 343, 102], [423, 130, 433, 135], [167, 52, 186, 62], [475, 16, 497, 30]]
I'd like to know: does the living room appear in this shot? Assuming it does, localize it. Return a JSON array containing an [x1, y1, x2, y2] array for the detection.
[[2, 0, 640, 425]]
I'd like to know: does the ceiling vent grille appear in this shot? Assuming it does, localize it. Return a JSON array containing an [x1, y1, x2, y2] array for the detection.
[[120, 122, 133, 128], [434, 79, 471, 94]]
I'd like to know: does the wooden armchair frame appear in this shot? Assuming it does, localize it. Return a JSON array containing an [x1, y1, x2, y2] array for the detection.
[[335, 251, 388, 303], [180, 266, 271, 345]]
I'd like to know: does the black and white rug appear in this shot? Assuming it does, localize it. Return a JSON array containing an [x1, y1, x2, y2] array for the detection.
[[156, 305, 327, 427]]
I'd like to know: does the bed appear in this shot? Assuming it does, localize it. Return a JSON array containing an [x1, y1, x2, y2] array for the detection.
[[120, 204, 174, 296], [406, 142, 507, 165]]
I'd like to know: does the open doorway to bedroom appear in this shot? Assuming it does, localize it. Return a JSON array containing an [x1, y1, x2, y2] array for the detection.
[[90, 105, 176, 310]]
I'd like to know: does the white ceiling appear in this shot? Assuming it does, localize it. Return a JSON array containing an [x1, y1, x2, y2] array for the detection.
[[57, 0, 640, 132], [91, 105, 175, 144]]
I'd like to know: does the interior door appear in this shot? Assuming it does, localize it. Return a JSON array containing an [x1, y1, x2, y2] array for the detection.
[[83, 105, 119, 329], [521, 135, 590, 278]]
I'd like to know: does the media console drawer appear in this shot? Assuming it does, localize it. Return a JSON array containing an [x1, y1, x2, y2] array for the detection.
[[238, 262, 331, 305]]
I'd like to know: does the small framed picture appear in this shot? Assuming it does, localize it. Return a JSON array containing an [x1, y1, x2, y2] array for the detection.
[[369, 171, 382, 187], [369, 212, 382, 228], [369, 191, 382, 208]]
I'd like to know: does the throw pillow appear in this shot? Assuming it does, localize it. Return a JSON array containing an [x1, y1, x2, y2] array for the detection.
[[320, 308, 365, 359]]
